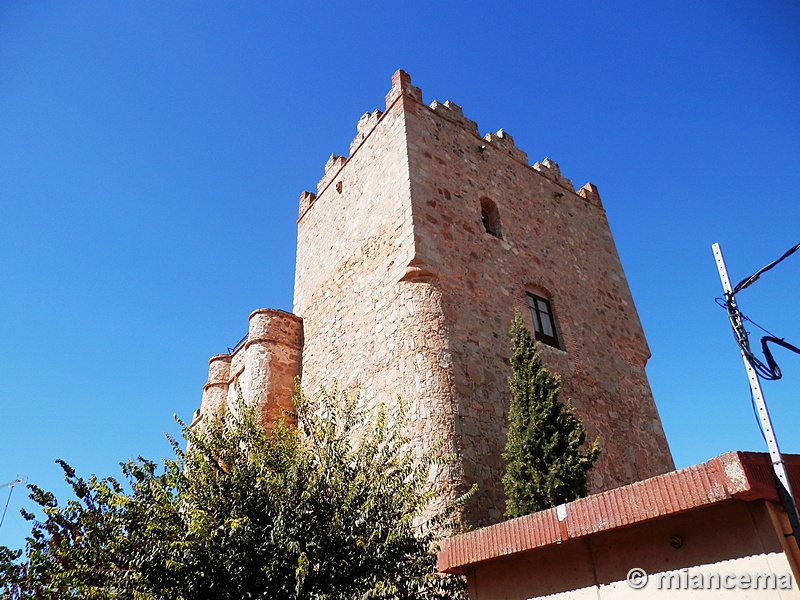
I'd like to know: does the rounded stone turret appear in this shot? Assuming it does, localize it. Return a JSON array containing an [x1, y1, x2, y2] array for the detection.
[[199, 353, 232, 419], [243, 309, 303, 431], [208, 353, 232, 383]]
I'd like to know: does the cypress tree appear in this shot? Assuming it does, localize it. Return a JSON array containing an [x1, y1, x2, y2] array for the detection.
[[502, 313, 600, 518]]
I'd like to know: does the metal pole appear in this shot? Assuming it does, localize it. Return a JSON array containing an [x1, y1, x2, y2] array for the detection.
[[0, 476, 25, 532], [713, 243, 800, 546]]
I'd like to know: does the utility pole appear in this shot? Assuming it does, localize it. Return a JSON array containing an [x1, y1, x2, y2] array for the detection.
[[0, 475, 26, 532], [713, 242, 800, 548]]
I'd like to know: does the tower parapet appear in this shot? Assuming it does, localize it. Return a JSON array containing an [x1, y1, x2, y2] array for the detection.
[[532, 157, 575, 191], [384, 69, 422, 108], [577, 182, 603, 208], [429, 100, 479, 135], [298, 190, 316, 219], [484, 128, 528, 164], [350, 110, 383, 156], [317, 154, 348, 196]]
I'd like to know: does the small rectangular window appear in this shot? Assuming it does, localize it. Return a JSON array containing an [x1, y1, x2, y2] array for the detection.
[[527, 293, 560, 349]]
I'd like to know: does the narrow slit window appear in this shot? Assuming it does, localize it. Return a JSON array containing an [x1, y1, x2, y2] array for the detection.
[[480, 198, 502, 238], [527, 293, 560, 349]]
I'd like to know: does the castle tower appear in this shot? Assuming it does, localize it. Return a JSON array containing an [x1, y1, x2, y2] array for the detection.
[[293, 70, 673, 525]]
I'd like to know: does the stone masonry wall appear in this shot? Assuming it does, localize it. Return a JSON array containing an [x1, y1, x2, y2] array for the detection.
[[294, 71, 673, 526], [400, 73, 673, 523], [293, 73, 464, 505], [198, 308, 303, 433]]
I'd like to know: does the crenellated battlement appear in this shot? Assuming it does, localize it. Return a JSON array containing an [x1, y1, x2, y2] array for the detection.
[[385, 69, 422, 108], [306, 70, 602, 219], [531, 159, 601, 207], [350, 109, 383, 156], [429, 100, 479, 135], [298, 190, 316, 218], [483, 128, 528, 164], [532, 157, 574, 191], [577, 182, 602, 208], [317, 154, 348, 195]]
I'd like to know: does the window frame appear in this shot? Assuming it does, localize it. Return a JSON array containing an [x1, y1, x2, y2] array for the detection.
[[526, 292, 560, 349]]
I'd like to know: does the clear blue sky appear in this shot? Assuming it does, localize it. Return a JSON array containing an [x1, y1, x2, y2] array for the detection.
[[2, 2, 799, 551]]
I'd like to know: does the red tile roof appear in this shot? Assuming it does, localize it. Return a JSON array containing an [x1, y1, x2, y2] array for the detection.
[[438, 451, 800, 574]]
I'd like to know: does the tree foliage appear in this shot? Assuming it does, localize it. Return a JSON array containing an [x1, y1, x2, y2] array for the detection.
[[502, 313, 600, 518], [0, 388, 467, 599]]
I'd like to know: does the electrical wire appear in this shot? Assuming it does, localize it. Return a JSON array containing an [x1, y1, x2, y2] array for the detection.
[[719, 241, 800, 381], [732, 242, 800, 295]]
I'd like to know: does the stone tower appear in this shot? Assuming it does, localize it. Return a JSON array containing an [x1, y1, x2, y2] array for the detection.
[[292, 71, 673, 525], [197, 70, 674, 526]]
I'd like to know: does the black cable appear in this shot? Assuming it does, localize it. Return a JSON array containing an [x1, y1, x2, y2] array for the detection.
[[761, 337, 800, 381], [719, 241, 800, 381], [715, 298, 782, 338], [732, 242, 800, 295]]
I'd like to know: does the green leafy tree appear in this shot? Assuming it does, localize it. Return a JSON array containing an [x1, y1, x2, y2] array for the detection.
[[0, 388, 469, 599], [502, 313, 600, 518]]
